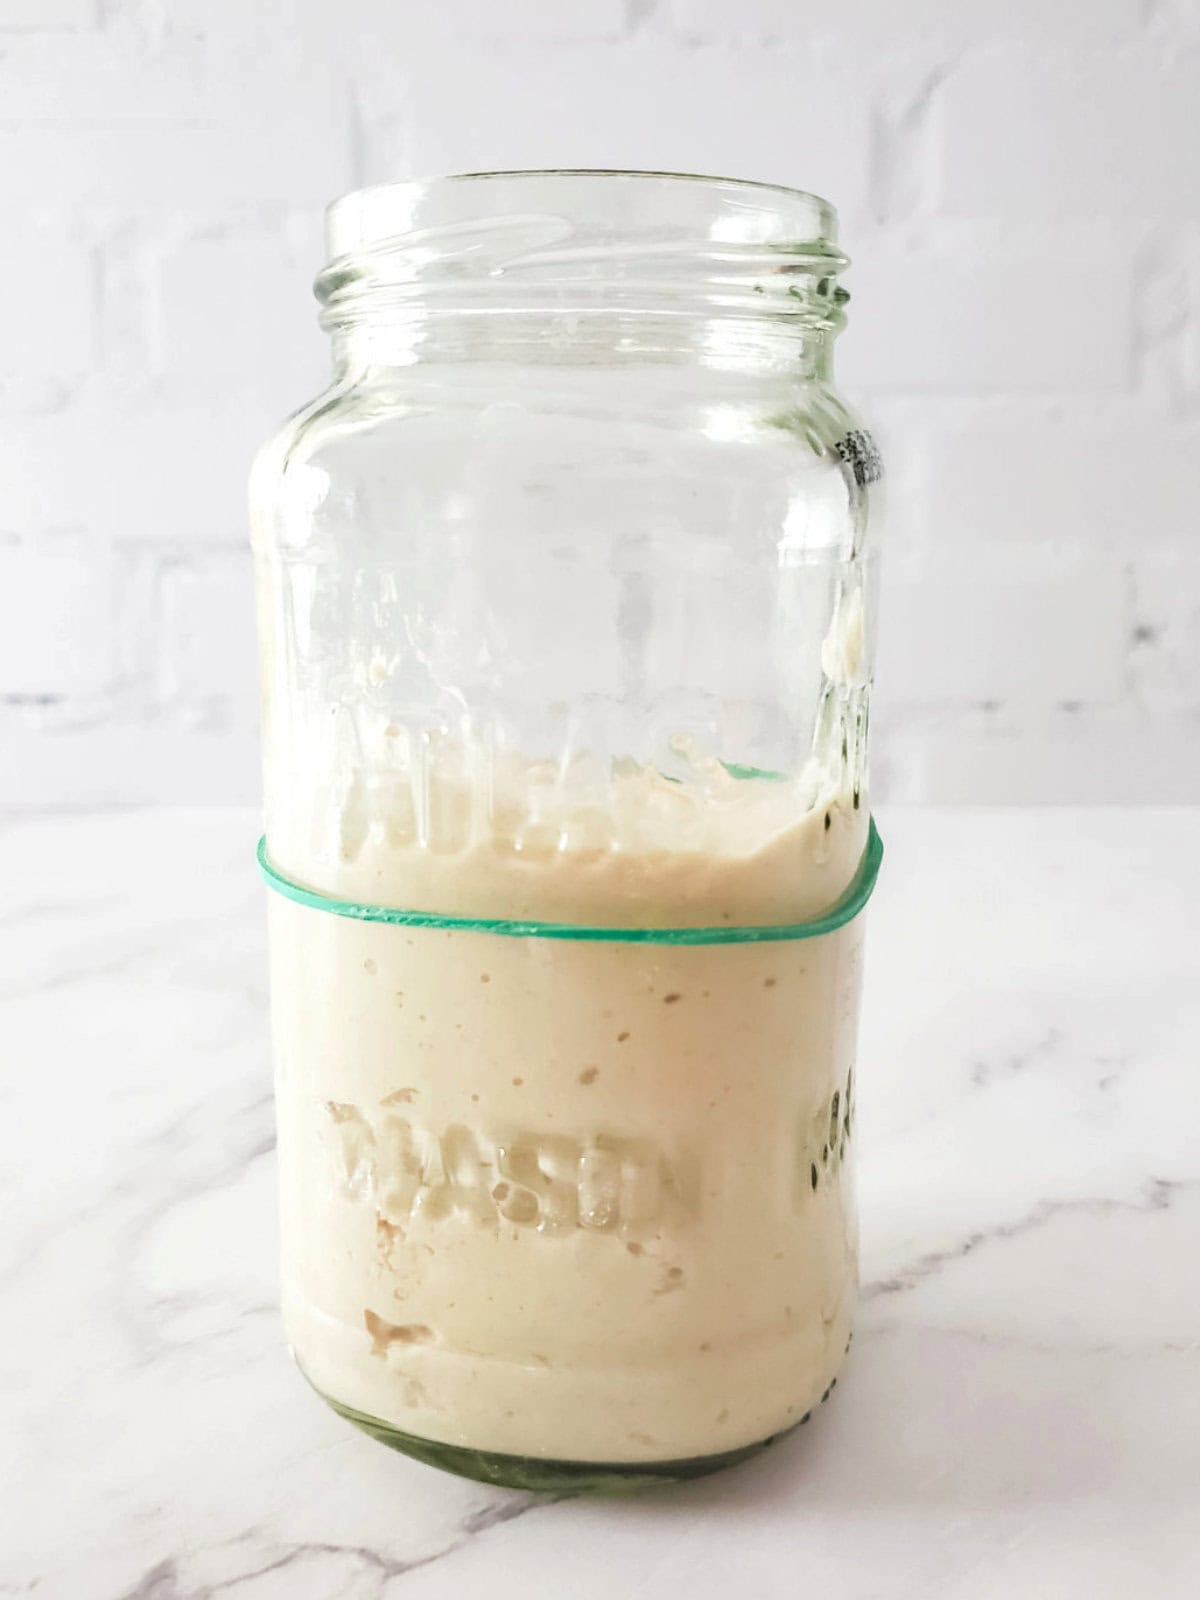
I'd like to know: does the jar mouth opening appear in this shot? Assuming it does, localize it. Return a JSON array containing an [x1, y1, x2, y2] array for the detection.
[[325, 169, 840, 260], [317, 170, 847, 327]]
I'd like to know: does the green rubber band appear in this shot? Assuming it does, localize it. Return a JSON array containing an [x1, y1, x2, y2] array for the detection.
[[256, 817, 882, 946]]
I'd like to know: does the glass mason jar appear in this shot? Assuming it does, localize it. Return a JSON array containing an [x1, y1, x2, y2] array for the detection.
[[251, 170, 883, 1492]]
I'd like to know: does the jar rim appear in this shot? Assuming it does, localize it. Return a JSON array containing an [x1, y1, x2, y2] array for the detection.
[[324, 169, 840, 265]]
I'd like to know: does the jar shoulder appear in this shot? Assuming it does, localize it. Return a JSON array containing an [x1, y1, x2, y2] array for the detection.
[[250, 369, 881, 558], [249, 378, 360, 540], [257, 368, 873, 459]]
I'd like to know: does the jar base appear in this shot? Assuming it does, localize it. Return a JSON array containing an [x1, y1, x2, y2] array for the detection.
[[308, 1379, 808, 1493]]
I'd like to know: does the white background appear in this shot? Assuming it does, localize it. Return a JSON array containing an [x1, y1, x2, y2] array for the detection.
[[3, 0, 1198, 807]]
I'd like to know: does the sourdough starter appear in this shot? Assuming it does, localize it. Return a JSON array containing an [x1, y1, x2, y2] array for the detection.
[[269, 760, 866, 1463]]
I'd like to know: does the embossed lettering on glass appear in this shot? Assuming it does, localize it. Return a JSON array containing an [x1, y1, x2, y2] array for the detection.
[[250, 171, 884, 1491]]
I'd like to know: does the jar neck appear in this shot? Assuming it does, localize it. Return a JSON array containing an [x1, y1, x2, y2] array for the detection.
[[316, 173, 849, 384], [328, 307, 837, 380]]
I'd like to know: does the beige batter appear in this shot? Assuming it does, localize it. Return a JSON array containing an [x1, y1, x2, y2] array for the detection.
[[269, 758, 867, 1464]]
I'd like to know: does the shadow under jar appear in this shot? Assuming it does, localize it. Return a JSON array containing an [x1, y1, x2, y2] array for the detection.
[[250, 170, 884, 1493]]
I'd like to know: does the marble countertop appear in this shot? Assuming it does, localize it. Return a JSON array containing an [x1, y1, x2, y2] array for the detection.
[[2, 807, 1198, 1600]]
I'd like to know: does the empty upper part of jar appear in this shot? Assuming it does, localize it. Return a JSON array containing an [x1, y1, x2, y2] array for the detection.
[[251, 171, 881, 924]]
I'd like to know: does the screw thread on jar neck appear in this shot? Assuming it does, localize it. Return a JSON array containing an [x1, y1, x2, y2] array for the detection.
[[315, 170, 848, 377]]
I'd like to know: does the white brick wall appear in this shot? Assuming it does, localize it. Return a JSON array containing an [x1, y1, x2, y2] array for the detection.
[[937, 51, 1200, 219], [669, 0, 1148, 45], [0, 219, 95, 407], [0, 539, 113, 699], [386, 42, 871, 211], [839, 226, 1136, 394], [2, 0, 1198, 806], [0, 0, 95, 28], [880, 550, 1130, 708]]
